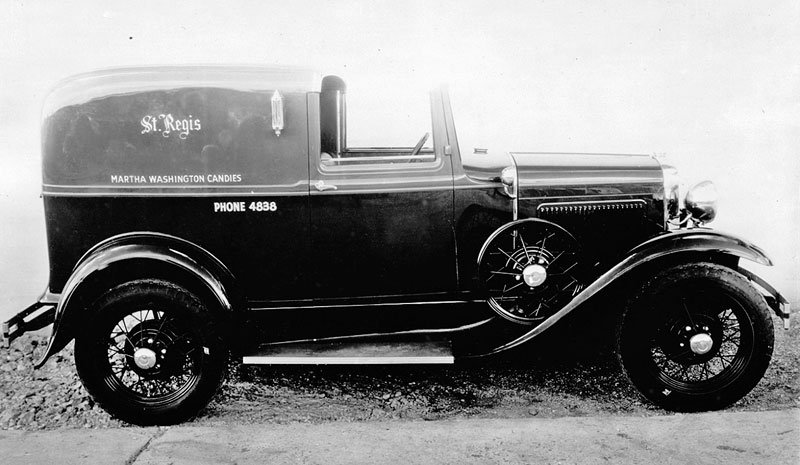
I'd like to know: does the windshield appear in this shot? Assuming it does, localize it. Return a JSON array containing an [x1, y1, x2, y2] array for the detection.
[[449, 83, 510, 159]]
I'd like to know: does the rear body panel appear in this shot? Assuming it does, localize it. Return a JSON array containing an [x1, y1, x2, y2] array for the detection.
[[43, 196, 309, 300], [35, 70, 326, 357]]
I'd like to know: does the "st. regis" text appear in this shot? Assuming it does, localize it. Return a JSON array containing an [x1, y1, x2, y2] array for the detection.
[[140, 114, 202, 139]]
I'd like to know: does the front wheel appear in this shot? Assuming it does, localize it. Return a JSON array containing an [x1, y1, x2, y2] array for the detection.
[[617, 263, 774, 411], [75, 280, 227, 425]]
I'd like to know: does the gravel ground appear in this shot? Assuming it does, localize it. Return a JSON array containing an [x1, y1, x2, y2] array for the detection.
[[1, 315, 797, 430]]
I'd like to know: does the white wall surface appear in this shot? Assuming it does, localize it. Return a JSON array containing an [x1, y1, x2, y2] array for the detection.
[[1, 0, 797, 321]]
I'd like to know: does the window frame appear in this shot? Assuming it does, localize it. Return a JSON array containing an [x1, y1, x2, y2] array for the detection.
[[318, 91, 441, 173]]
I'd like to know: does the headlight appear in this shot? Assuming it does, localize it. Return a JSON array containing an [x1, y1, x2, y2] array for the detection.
[[685, 180, 717, 223]]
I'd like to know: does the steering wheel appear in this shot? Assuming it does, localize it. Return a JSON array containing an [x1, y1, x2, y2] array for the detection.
[[410, 132, 430, 156]]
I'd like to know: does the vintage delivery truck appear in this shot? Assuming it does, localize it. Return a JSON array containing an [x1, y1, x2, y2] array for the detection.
[[1, 66, 790, 425]]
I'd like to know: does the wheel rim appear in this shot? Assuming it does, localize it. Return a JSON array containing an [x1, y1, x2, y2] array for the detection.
[[478, 220, 583, 324], [102, 307, 204, 405], [641, 290, 754, 394]]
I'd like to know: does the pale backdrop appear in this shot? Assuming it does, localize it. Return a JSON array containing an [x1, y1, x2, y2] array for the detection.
[[1, 0, 797, 322]]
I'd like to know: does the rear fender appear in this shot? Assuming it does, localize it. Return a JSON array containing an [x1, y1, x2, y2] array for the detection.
[[477, 228, 778, 356], [36, 232, 239, 367]]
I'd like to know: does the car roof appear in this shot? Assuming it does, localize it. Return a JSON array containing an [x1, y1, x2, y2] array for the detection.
[[43, 65, 322, 116]]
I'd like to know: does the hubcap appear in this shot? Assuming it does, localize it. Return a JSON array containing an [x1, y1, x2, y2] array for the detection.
[[522, 264, 547, 287], [689, 333, 714, 355], [133, 347, 157, 370]]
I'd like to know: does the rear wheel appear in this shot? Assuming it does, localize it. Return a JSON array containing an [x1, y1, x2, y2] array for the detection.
[[617, 263, 774, 411], [74, 280, 227, 425]]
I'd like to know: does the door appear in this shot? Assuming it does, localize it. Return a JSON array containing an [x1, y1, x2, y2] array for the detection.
[[307, 89, 456, 299]]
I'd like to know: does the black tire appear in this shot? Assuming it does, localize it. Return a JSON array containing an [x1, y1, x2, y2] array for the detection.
[[617, 263, 774, 412], [74, 279, 227, 425]]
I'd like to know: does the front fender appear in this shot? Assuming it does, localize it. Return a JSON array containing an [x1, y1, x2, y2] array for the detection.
[[626, 228, 772, 266], [477, 228, 775, 356], [36, 232, 237, 368]]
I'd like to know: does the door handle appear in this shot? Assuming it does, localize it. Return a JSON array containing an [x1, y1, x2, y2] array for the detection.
[[313, 180, 338, 192]]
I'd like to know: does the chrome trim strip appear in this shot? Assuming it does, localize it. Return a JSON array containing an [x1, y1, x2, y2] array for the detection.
[[509, 151, 653, 157], [517, 176, 663, 188], [43, 181, 307, 189], [346, 147, 436, 153], [44, 184, 460, 197], [327, 154, 436, 163], [251, 299, 486, 311], [42, 191, 308, 198], [308, 185, 453, 195], [319, 157, 444, 174], [242, 355, 454, 365]]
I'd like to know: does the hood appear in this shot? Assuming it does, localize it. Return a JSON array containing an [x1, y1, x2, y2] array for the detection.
[[512, 152, 663, 198], [462, 152, 663, 188], [511, 152, 662, 191], [462, 150, 663, 198]]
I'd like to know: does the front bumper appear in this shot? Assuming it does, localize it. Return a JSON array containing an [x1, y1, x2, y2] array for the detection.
[[1, 291, 59, 348]]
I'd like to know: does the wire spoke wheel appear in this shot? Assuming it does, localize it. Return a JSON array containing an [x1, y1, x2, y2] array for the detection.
[[478, 219, 583, 324], [644, 294, 750, 391], [617, 263, 774, 412], [75, 280, 227, 425], [105, 308, 202, 405]]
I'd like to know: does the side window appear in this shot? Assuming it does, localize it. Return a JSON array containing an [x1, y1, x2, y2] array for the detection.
[[319, 75, 436, 169]]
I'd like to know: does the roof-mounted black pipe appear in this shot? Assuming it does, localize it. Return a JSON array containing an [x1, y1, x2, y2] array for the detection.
[[320, 75, 346, 156]]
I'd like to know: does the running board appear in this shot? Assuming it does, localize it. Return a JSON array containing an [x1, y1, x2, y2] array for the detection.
[[242, 340, 454, 365]]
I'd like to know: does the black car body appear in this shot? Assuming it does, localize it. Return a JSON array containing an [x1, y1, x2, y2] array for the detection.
[[2, 66, 790, 424]]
